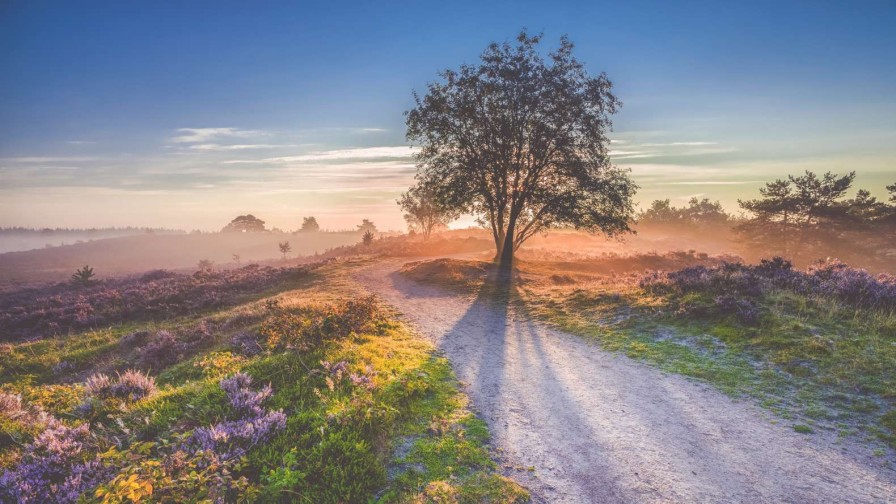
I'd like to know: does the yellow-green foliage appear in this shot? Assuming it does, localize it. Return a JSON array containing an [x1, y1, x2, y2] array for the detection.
[[194, 351, 245, 378], [0, 265, 528, 503]]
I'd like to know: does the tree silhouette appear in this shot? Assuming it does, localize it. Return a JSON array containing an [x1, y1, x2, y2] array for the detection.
[[300, 216, 320, 232], [406, 31, 637, 267], [357, 219, 377, 233], [71, 265, 95, 287], [362, 230, 375, 246], [398, 185, 459, 240], [222, 215, 266, 233], [279, 241, 291, 258]]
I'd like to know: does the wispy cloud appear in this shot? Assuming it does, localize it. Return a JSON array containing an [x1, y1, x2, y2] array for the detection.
[[609, 139, 735, 161], [223, 146, 416, 164], [1, 156, 97, 163], [639, 142, 717, 147], [171, 127, 268, 144], [187, 143, 286, 151], [66, 140, 97, 145], [666, 180, 765, 185]]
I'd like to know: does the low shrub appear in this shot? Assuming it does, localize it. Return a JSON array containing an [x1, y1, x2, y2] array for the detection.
[[0, 263, 313, 341], [186, 373, 286, 462], [137, 330, 181, 369], [230, 330, 264, 357], [640, 257, 896, 319], [261, 296, 380, 352], [0, 423, 111, 504]]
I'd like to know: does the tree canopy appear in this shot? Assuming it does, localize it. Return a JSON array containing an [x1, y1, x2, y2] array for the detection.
[[737, 171, 896, 264], [639, 197, 730, 227], [406, 31, 636, 266], [398, 185, 459, 240], [222, 215, 266, 233], [357, 219, 377, 233], [300, 216, 320, 232]]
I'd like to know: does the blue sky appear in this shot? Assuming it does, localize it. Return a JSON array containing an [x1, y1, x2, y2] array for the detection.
[[1, 0, 894, 231]]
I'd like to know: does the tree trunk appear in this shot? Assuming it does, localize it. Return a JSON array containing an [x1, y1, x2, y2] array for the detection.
[[498, 218, 516, 270], [494, 229, 505, 261]]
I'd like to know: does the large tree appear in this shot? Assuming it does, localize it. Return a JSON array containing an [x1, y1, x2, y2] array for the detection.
[[406, 31, 636, 266]]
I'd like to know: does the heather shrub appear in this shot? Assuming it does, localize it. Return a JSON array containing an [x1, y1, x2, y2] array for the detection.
[[137, 330, 180, 369], [230, 330, 264, 357], [110, 369, 157, 402], [713, 295, 761, 326], [79, 370, 156, 418], [640, 257, 896, 323], [0, 392, 59, 449], [0, 423, 111, 504], [185, 372, 286, 462], [118, 329, 151, 348], [0, 263, 312, 341], [140, 269, 175, 282]]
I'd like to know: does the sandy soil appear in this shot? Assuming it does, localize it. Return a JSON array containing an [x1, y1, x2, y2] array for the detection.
[[355, 260, 896, 504]]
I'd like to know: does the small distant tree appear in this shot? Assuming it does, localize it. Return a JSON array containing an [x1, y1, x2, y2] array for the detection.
[[197, 259, 214, 272], [357, 219, 377, 234], [222, 214, 266, 233], [232, 253, 241, 264], [279, 241, 292, 258], [71, 265, 95, 287], [398, 185, 459, 240], [362, 230, 375, 246], [300, 216, 320, 232]]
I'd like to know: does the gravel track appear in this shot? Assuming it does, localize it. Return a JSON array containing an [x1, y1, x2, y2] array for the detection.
[[355, 260, 896, 503]]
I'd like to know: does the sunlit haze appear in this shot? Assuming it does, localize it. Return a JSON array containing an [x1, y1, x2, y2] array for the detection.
[[1, 1, 894, 231]]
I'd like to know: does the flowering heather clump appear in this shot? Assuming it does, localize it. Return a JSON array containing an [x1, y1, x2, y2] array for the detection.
[[187, 372, 285, 462], [137, 329, 180, 368], [713, 295, 761, 326], [0, 392, 59, 429], [84, 373, 114, 397], [321, 360, 376, 391], [52, 359, 76, 376], [0, 263, 312, 341], [640, 257, 896, 318], [0, 392, 27, 421], [230, 330, 264, 357], [803, 258, 896, 311], [0, 423, 111, 504], [118, 329, 151, 348], [82, 369, 156, 403], [110, 369, 157, 402]]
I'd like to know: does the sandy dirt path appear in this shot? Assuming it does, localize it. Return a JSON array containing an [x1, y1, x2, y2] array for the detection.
[[355, 260, 896, 504]]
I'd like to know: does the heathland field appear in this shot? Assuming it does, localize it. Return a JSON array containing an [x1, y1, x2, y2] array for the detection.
[[1, 233, 895, 502]]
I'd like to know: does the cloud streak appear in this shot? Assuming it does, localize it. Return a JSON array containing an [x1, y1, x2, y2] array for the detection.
[[222, 146, 417, 164], [171, 127, 268, 144]]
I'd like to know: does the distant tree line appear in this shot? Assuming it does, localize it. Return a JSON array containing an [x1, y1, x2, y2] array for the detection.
[[638, 172, 896, 266], [737, 172, 895, 265], [0, 226, 185, 235], [638, 197, 731, 228], [219, 214, 379, 235]]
